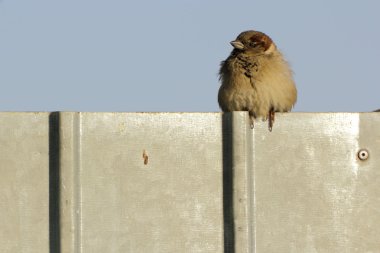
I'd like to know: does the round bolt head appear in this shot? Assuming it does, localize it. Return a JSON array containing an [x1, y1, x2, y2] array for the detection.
[[358, 149, 369, 161]]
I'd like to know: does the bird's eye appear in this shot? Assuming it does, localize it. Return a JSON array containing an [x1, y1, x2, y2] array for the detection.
[[250, 41, 258, 47]]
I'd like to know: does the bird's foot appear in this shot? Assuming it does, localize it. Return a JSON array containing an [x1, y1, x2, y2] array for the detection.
[[268, 110, 275, 132], [249, 116, 254, 129], [248, 113, 255, 129]]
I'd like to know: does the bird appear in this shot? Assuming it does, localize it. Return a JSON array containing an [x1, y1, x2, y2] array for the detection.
[[218, 30, 297, 131]]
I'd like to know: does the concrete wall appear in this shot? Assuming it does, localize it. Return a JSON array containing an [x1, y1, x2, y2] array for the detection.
[[0, 112, 379, 252], [0, 113, 49, 253]]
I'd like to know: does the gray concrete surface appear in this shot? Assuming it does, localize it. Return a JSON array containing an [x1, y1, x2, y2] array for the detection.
[[59, 113, 224, 253], [1, 112, 380, 252], [0, 112, 49, 253], [234, 112, 380, 253]]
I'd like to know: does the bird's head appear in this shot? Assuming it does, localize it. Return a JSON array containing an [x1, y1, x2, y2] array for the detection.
[[230, 30, 276, 56]]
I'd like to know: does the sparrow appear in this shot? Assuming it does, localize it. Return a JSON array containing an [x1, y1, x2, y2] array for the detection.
[[218, 30, 297, 131]]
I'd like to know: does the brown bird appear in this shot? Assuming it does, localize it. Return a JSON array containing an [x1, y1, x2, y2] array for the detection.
[[218, 30, 297, 131]]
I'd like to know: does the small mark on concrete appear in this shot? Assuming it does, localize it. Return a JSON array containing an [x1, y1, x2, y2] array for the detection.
[[143, 150, 149, 165]]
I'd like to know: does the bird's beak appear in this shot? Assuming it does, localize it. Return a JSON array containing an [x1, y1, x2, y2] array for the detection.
[[230, 40, 244, 50]]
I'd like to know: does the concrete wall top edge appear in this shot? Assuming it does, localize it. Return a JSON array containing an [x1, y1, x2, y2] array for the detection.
[[0, 111, 379, 116]]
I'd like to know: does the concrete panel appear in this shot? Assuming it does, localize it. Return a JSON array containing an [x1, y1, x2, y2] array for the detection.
[[0, 112, 49, 253], [232, 112, 380, 252], [59, 113, 224, 253], [1, 112, 380, 252]]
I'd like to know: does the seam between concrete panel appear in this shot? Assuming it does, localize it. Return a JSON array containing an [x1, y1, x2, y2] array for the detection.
[[73, 113, 82, 253], [246, 115, 255, 253]]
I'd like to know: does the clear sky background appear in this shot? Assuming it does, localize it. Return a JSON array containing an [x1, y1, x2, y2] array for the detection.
[[0, 0, 379, 112]]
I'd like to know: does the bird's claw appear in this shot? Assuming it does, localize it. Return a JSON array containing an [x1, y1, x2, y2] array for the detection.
[[268, 111, 275, 132], [250, 116, 254, 129]]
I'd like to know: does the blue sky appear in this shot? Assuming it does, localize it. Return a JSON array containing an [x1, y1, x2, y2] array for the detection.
[[0, 0, 379, 112]]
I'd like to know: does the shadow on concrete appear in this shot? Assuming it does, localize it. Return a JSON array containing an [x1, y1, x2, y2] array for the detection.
[[222, 113, 235, 253], [49, 112, 61, 253]]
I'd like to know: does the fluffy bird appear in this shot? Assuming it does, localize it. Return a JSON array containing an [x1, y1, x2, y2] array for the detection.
[[218, 30, 297, 131]]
